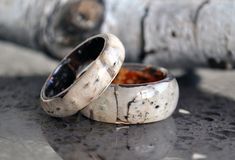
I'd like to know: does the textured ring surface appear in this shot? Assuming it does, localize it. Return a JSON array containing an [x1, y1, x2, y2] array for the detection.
[[81, 63, 179, 124], [40, 33, 125, 117]]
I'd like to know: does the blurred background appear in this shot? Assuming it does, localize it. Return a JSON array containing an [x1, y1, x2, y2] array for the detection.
[[0, 0, 235, 160]]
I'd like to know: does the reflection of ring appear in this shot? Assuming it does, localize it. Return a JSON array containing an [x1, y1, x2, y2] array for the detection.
[[81, 63, 179, 124], [40, 33, 125, 117], [42, 115, 176, 160]]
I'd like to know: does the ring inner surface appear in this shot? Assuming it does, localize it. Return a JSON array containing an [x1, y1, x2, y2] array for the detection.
[[44, 37, 105, 99], [112, 64, 166, 85]]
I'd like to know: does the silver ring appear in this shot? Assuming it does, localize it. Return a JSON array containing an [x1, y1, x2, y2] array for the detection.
[[40, 33, 125, 117], [81, 63, 179, 124]]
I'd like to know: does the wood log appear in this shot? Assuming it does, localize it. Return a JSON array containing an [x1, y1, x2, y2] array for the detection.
[[0, 0, 235, 69], [143, 0, 235, 69], [0, 0, 104, 58]]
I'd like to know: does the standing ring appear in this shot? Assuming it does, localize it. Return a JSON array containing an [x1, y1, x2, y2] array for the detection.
[[40, 33, 125, 117]]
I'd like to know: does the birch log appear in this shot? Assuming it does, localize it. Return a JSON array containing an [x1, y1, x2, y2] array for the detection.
[[0, 0, 235, 68], [0, 0, 104, 58]]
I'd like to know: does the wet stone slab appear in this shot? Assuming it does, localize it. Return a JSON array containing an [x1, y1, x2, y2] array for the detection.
[[0, 41, 235, 160]]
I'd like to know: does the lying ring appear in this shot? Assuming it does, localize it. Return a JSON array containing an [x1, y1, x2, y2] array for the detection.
[[81, 63, 179, 124], [40, 33, 125, 117]]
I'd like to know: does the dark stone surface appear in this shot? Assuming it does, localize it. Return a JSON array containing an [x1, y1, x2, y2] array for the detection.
[[0, 41, 235, 160], [1, 72, 234, 160]]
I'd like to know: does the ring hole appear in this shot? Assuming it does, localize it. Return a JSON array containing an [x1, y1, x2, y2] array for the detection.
[[44, 36, 105, 98]]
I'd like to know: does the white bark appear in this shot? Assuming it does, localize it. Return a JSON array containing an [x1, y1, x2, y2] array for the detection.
[[102, 0, 235, 68], [0, 0, 104, 58], [0, 0, 58, 49], [0, 0, 235, 68], [142, 0, 235, 69]]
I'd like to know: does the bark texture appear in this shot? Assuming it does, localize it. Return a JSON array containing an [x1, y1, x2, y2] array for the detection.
[[0, 0, 104, 58], [0, 0, 235, 68]]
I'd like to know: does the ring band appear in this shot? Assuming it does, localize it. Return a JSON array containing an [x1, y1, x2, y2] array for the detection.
[[81, 63, 179, 124], [40, 33, 125, 117]]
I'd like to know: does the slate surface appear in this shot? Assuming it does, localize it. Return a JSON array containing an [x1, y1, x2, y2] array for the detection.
[[0, 41, 235, 160]]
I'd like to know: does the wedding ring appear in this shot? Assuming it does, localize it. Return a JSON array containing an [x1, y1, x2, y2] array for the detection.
[[81, 63, 179, 124], [40, 33, 125, 117]]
